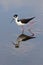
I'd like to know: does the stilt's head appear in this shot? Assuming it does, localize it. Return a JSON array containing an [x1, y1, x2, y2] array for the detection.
[[11, 14, 18, 23], [13, 14, 18, 19]]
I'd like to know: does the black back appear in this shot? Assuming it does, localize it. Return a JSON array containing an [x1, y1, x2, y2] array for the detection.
[[19, 17, 35, 24]]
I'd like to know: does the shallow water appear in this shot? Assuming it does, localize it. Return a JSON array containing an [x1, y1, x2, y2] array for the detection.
[[0, 20, 43, 65], [0, 3, 43, 64]]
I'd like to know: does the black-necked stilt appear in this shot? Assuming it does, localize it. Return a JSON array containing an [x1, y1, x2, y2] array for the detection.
[[11, 14, 35, 33]]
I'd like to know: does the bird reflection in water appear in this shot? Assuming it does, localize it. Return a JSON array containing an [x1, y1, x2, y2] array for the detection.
[[12, 33, 35, 48]]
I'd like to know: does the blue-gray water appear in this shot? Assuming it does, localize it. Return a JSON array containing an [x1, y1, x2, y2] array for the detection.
[[0, 0, 43, 65]]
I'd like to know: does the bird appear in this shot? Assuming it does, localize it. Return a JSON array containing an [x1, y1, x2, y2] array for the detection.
[[11, 14, 35, 33]]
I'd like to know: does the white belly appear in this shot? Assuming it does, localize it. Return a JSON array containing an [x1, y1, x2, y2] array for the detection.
[[16, 21, 25, 26]]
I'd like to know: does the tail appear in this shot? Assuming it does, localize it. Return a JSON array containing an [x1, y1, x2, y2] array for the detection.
[[28, 17, 35, 21]]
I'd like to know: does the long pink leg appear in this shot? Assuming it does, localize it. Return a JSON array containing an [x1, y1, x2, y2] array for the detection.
[[21, 26, 24, 34], [29, 21, 36, 28], [28, 21, 35, 36], [28, 29, 34, 36]]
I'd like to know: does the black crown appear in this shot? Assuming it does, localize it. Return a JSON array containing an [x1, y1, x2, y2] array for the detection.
[[13, 14, 18, 17]]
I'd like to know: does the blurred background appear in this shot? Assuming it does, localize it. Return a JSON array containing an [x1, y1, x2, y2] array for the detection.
[[0, 0, 43, 65]]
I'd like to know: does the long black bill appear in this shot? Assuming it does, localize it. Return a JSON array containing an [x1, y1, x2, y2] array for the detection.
[[11, 19, 14, 23]]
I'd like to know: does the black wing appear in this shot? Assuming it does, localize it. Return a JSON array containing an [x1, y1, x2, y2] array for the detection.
[[19, 17, 35, 24]]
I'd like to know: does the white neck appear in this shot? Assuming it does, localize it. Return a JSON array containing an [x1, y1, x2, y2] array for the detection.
[[13, 17, 24, 25], [14, 17, 21, 25], [14, 17, 18, 22]]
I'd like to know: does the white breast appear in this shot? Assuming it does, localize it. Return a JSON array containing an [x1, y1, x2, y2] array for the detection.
[[17, 21, 25, 25], [15, 18, 25, 26], [15, 20, 25, 26]]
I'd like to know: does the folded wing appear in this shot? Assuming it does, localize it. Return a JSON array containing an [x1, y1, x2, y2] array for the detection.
[[20, 17, 35, 23]]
